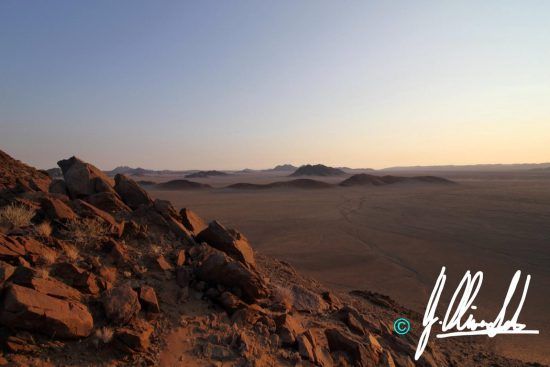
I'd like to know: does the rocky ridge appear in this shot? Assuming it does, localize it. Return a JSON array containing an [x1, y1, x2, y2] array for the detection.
[[0, 149, 539, 366]]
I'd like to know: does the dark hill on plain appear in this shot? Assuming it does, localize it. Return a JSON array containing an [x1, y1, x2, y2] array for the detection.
[[290, 164, 346, 177], [265, 164, 298, 172], [185, 170, 228, 178], [154, 179, 211, 190], [339, 173, 454, 186], [227, 179, 333, 190]]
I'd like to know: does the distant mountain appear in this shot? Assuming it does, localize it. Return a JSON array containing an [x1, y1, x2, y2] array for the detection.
[[339, 174, 454, 187], [154, 179, 211, 190], [380, 163, 550, 172], [106, 166, 190, 176], [227, 179, 333, 190], [266, 164, 298, 172], [290, 164, 346, 177], [185, 170, 229, 178]]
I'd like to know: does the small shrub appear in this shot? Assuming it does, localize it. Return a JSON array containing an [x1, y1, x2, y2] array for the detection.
[[64, 218, 108, 246], [0, 204, 35, 228], [95, 327, 114, 344], [35, 221, 53, 238], [272, 285, 293, 311]]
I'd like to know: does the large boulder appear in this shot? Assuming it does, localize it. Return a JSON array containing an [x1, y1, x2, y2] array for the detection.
[[9, 266, 83, 301], [40, 196, 77, 222], [196, 221, 255, 268], [84, 192, 131, 214], [51, 262, 101, 295], [57, 156, 116, 199], [114, 174, 153, 210], [0, 284, 93, 338], [103, 283, 141, 325], [193, 245, 268, 303]]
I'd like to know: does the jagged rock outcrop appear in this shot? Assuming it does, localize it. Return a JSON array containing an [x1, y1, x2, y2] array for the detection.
[[57, 156, 116, 199], [114, 174, 154, 210], [196, 221, 256, 268]]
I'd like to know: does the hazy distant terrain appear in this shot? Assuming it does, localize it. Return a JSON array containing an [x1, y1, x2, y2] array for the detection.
[[148, 170, 550, 364]]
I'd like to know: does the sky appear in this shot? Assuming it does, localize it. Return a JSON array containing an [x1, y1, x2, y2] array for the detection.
[[1, 1, 549, 170]]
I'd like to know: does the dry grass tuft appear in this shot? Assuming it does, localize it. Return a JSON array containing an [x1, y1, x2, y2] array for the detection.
[[64, 218, 107, 246], [94, 327, 114, 344], [36, 268, 50, 279], [0, 204, 35, 228], [35, 221, 53, 238], [63, 244, 80, 262], [272, 285, 294, 311]]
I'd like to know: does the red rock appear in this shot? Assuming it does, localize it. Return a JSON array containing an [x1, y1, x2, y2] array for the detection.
[[9, 267, 83, 301], [0, 284, 93, 338], [51, 262, 101, 295], [290, 284, 329, 313], [103, 283, 140, 325], [0, 260, 15, 285], [104, 239, 129, 266], [57, 156, 116, 199], [18, 236, 57, 266], [84, 192, 130, 214], [297, 333, 315, 361], [139, 285, 160, 313], [114, 319, 153, 352], [194, 245, 269, 303], [325, 328, 377, 367], [71, 200, 124, 237], [0, 150, 51, 194], [114, 174, 153, 210], [275, 314, 304, 345], [179, 208, 207, 235], [196, 221, 256, 268], [0, 234, 26, 260], [175, 249, 186, 266], [40, 196, 76, 222], [156, 255, 173, 271]]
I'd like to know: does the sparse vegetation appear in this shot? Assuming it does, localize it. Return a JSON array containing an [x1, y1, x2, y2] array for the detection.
[[0, 203, 35, 228], [38, 250, 57, 266], [94, 326, 114, 344], [272, 285, 293, 311], [63, 244, 80, 262], [35, 221, 53, 238], [64, 218, 108, 246]]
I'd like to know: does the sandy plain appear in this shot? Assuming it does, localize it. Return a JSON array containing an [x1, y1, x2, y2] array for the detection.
[[142, 170, 550, 364]]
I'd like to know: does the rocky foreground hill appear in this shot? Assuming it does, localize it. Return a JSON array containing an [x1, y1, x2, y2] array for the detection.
[[0, 150, 541, 366]]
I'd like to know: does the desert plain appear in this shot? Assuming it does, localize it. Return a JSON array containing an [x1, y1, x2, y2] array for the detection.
[[145, 169, 550, 364]]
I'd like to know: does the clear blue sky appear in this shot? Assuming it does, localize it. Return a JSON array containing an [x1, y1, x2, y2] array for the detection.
[[1, 1, 549, 170]]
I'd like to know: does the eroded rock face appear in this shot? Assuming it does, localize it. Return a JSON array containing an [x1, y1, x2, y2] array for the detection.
[[51, 262, 101, 295], [103, 283, 141, 325], [139, 285, 160, 313], [57, 156, 116, 199], [194, 245, 268, 303], [325, 328, 378, 367], [40, 196, 77, 222], [114, 174, 153, 210], [85, 192, 131, 214], [179, 208, 207, 235], [0, 284, 93, 339], [10, 266, 83, 301], [196, 221, 255, 268]]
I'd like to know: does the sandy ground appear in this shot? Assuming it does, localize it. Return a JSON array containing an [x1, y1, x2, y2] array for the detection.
[[144, 172, 550, 364]]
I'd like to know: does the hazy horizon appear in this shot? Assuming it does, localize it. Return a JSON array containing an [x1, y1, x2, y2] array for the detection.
[[1, 1, 549, 170]]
